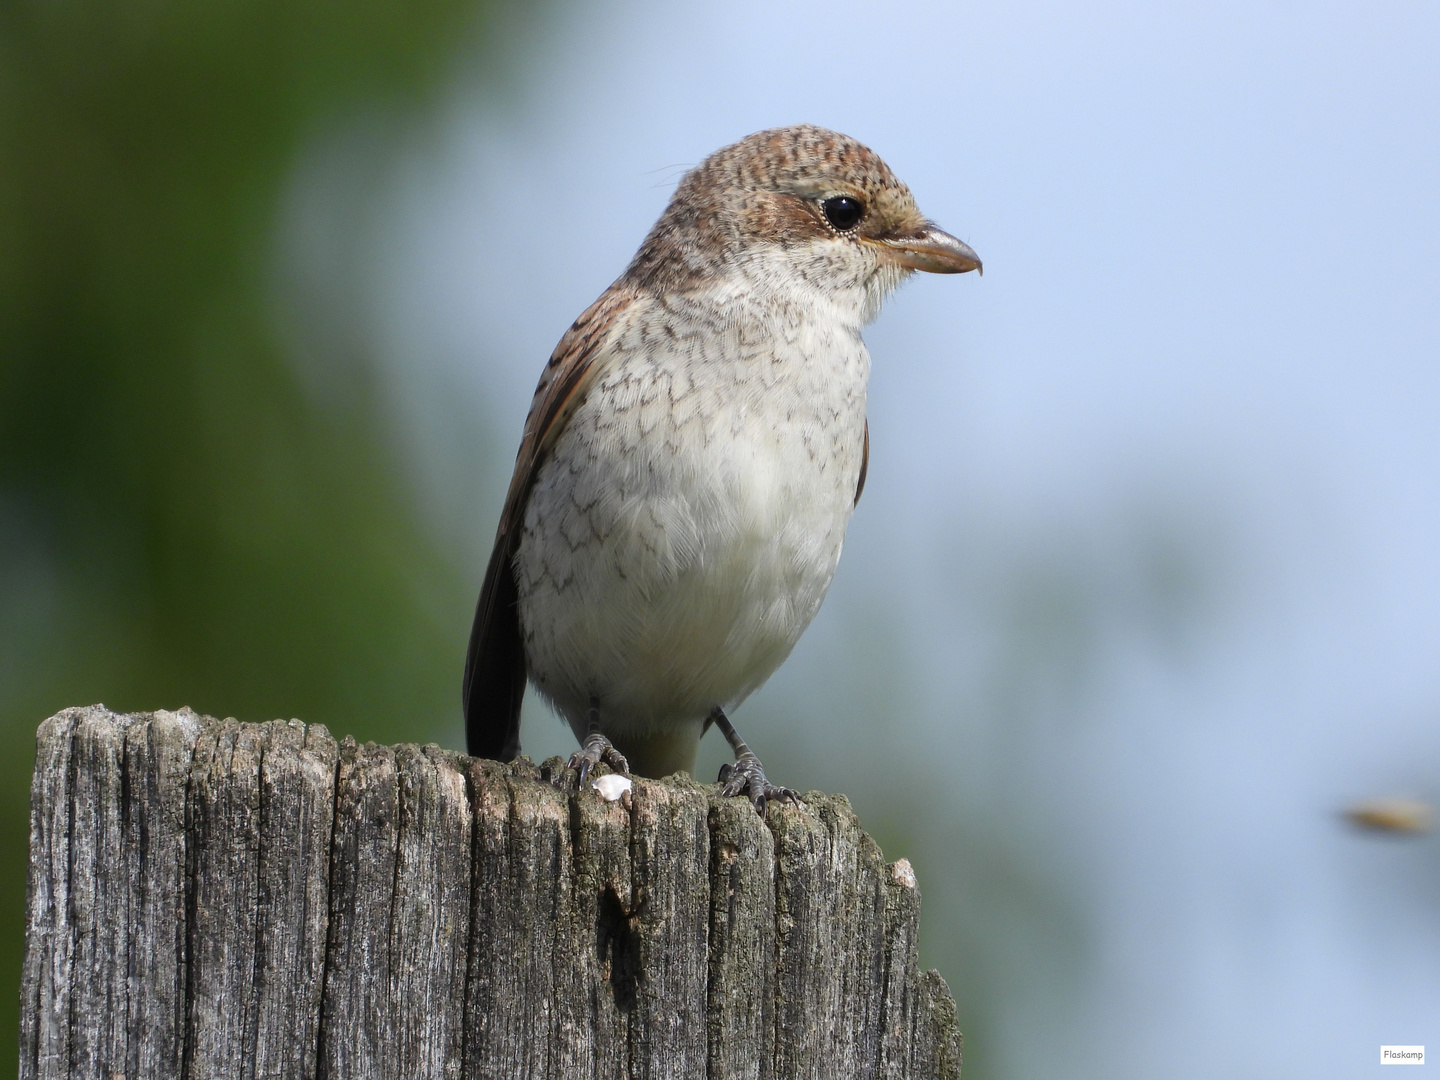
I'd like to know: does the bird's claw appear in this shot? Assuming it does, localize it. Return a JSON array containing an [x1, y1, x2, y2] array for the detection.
[[717, 754, 799, 816], [558, 732, 630, 790]]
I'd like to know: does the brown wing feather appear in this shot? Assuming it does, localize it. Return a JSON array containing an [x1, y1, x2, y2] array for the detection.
[[854, 418, 869, 507], [464, 285, 640, 759]]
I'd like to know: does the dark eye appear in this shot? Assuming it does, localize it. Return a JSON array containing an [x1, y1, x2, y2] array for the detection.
[[821, 195, 865, 232]]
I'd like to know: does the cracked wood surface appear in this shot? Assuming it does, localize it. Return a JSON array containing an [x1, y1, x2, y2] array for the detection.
[[21, 705, 961, 1079]]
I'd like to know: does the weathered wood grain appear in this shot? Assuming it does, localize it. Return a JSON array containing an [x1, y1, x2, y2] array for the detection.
[[549, 755, 632, 1080], [321, 740, 471, 1080], [627, 777, 711, 1080], [463, 758, 574, 1078], [22, 707, 79, 1080], [124, 709, 200, 1080], [21, 705, 962, 1080], [182, 716, 338, 1080], [706, 791, 776, 1080]]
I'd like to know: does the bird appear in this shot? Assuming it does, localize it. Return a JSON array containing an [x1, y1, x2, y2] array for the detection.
[[463, 124, 980, 812]]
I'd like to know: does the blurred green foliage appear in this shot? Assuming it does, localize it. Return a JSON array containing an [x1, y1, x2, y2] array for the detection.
[[0, 0, 510, 1064]]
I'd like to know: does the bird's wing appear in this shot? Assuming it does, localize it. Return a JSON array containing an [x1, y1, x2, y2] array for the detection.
[[463, 283, 642, 760], [854, 418, 869, 506]]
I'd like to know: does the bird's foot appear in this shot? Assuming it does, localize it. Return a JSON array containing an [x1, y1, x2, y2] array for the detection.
[[717, 753, 799, 816], [559, 732, 630, 790]]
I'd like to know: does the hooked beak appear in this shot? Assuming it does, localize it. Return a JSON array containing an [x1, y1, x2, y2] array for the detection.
[[873, 224, 982, 275]]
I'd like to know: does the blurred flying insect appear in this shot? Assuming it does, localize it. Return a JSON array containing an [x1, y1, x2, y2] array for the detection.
[[1343, 797, 1434, 835]]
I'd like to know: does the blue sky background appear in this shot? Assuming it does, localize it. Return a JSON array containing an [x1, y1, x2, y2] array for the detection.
[[278, 2, 1440, 1075]]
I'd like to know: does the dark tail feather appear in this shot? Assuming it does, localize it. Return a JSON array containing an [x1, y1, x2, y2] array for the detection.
[[462, 538, 526, 760]]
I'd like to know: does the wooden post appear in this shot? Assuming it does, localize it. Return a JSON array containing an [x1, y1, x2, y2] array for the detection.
[[20, 705, 962, 1079]]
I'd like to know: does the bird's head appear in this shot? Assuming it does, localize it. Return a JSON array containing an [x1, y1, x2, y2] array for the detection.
[[627, 124, 980, 324]]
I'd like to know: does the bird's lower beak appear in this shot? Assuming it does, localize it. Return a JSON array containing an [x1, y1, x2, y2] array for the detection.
[[875, 225, 982, 275]]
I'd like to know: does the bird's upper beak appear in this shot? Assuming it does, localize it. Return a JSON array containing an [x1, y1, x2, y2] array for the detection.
[[873, 224, 982, 275]]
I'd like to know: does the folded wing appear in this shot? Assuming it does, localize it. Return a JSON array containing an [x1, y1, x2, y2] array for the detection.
[[463, 285, 641, 759]]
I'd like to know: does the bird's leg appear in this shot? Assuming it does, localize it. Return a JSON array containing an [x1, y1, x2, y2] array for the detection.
[[561, 697, 630, 789], [711, 707, 799, 815]]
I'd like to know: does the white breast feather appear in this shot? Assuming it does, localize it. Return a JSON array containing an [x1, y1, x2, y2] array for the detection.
[[514, 284, 870, 739]]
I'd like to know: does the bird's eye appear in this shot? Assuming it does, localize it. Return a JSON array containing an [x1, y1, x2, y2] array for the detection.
[[821, 195, 865, 232]]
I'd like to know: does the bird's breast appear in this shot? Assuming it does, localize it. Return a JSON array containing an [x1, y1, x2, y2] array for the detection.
[[564, 299, 868, 577], [515, 298, 870, 728]]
